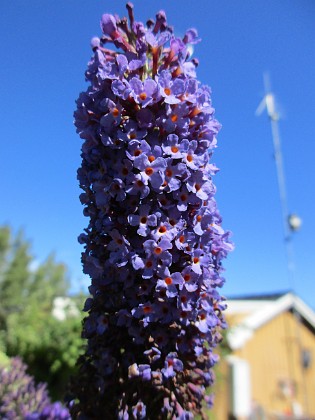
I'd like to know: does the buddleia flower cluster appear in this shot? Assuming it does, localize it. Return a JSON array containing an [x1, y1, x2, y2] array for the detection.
[[0, 357, 70, 420], [71, 3, 233, 419]]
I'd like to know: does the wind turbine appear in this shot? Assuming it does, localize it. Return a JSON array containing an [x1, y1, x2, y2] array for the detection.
[[255, 73, 302, 286]]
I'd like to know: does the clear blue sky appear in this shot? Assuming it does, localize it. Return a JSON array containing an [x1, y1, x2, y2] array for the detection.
[[1, 1, 314, 308]]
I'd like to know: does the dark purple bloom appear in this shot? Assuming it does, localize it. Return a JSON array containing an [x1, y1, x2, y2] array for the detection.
[[181, 266, 200, 292], [129, 77, 159, 107], [132, 400, 146, 419], [158, 70, 186, 104], [173, 185, 201, 212], [156, 269, 184, 298], [161, 353, 184, 379], [161, 103, 190, 134], [131, 302, 157, 326], [144, 347, 161, 363], [71, 4, 233, 419], [183, 28, 201, 45], [126, 173, 150, 198], [162, 134, 183, 158], [101, 14, 117, 36], [128, 204, 160, 237], [146, 30, 171, 48], [136, 108, 154, 128], [111, 78, 131, 99], [133, 154, 167, 189]]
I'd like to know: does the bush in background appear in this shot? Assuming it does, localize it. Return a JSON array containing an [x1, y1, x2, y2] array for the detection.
[[0, 225, 85, 400], [0, 357, 70, 419]]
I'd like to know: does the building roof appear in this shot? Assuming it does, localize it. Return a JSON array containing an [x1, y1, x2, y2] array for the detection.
[[226, 291, 315, 350], [227, 290, 291, 301]]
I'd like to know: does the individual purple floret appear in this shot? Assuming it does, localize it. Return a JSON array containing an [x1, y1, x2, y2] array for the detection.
[[70, 3, 233, 419]]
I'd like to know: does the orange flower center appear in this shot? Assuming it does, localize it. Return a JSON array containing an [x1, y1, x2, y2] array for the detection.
[[165, 277, 173, 285], [122, 168, 129, 176], [164, 87, 171, 96], [139, 92, 147, 100], [145, 167, 154, 176], [187, 155, 193, 162], [189, 107, 201, 118], [140, 216, 147, 224], [112, 108, 120, 117], [158, 226, 167, 234], [154, 247, 162, 255], [148, 155, 155, 162], [171, 146, 179, 153]]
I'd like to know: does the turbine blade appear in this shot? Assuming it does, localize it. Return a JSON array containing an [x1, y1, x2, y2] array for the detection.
[[263, 72, 272, 94], [255, 96, 266, 116]]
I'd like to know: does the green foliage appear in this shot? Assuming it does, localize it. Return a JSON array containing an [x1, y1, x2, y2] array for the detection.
[[0, 351, 9, 367], [0, 225, 85, 400]]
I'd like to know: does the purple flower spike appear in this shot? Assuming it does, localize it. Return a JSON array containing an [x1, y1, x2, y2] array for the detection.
[[71, 4, 233, 419]]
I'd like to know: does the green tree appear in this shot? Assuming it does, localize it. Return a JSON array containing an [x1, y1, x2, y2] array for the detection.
[[0, 225, 85, 399], [0, 227, 32, 330]]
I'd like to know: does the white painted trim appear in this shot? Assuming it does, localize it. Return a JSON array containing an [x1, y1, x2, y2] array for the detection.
[[226, 355, 251, 417]]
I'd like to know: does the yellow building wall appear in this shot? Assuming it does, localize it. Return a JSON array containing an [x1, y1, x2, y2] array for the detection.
[[211, 310, 315, 419], [209, 358, 230, 420]]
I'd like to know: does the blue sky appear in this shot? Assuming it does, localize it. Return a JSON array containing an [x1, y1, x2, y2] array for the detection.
[[1, 1, 314, 308]]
